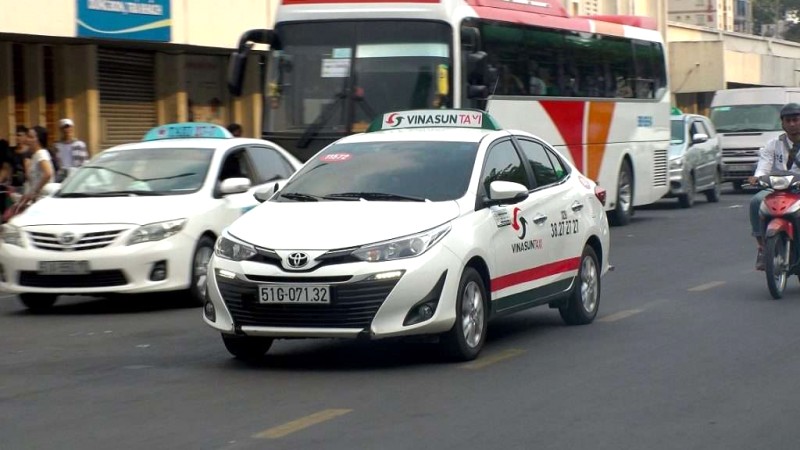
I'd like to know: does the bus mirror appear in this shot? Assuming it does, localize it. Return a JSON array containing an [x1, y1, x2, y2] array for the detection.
[[227, 51, 248, 96], [466, 51, 488, 83], [467, 84, 489, 99], [461, 26, 481, 52]]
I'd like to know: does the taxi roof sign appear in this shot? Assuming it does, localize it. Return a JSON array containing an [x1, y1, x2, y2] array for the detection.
[[366, 109, 502, 133], [143, 122, 232, 141]]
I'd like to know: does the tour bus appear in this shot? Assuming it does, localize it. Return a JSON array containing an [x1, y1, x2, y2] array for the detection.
[[227, 0, 670, 225]]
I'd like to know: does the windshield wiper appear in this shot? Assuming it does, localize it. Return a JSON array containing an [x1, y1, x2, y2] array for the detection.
[[57, 190, 165, 198], [141, 172, 196, 182], [280, 192, 321, 202], [324, 192, 428, 202], [81, 165, 138, 180]]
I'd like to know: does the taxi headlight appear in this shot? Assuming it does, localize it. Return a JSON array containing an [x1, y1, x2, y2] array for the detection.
[[215, 235, 257, 261], [127, 219, 187, 245], [352, 223, 451, 262], [669, 157, 683, 169], [1, 224, 24, 248]]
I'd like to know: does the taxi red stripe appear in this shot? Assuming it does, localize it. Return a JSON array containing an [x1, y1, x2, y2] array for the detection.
[[491, 257, 581, 292]]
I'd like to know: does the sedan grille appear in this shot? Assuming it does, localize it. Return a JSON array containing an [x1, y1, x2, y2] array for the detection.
[[217, 276, 399, 329], [28, 230, 125, 251], [722, 147, 760, 158], [19, 270, 128, 288]]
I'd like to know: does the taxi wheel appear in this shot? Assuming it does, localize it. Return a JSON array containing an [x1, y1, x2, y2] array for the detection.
[[19, 294, 58, 312], [678, 174, 695, 208], [442, 267, 487, 362], [187, 236, 216, 306], [559, 246, 600, 325], [221, 334, 273, 361]]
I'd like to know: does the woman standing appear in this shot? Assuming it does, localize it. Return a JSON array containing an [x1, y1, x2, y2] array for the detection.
[[20, 126, 54, 207]]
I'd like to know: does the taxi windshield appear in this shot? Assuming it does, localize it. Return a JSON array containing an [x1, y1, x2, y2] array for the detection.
[[57, 148, 213, 197], [278, 141, 478, 202]]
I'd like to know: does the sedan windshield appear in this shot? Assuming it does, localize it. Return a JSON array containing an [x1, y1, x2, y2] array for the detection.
[[278, 141, 478, 202], [58, 148, 213, 197]]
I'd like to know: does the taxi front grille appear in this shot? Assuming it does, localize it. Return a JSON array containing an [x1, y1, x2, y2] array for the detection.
[[28, 230, 125, 251], [19, 270, 128, 288], [217, 276, 399, 329]]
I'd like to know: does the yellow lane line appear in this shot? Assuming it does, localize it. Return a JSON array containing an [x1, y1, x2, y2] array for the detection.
[[253, 409, 353, 439], [460, 348, 525, 370], [688, 281, 725, 292], [598, 308, 643, 323]]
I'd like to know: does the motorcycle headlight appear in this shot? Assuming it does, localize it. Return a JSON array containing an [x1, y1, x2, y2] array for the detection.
[[215, 235, 257, 261], [770, 176, 792, 191], [1, 224, 24, 248], [352, 223, 451, 262], [127, 219, 187, 245]]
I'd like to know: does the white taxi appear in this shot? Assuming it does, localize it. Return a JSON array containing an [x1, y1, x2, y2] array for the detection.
[[205, 110, 610, 361], [0, 123, 302, 311]]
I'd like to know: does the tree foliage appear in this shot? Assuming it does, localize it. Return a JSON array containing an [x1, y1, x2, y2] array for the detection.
[[753, 0, 800, 41]]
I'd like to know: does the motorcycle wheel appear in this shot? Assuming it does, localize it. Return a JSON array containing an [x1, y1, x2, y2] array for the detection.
[[765, 233, 790, 300]]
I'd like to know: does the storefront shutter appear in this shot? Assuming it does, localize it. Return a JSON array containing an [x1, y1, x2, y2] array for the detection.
[[97, 48, 157, 149]]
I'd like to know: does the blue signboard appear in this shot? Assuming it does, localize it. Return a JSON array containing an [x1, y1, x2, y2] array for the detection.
[[77, 0, 171, 42]]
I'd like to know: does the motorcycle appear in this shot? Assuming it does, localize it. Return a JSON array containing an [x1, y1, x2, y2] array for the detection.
[[757, 171, 800, 299]]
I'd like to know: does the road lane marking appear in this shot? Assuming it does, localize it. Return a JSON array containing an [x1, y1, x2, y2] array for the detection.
[[0, 294, 16, 299], [688, 281, 725, 292], [253, 409, 352, 439], [460, 348, 525, 370], [598, 309, 643, 323]]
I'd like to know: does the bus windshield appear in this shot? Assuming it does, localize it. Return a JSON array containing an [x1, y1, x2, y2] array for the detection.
[[265, 20, 452, 139]]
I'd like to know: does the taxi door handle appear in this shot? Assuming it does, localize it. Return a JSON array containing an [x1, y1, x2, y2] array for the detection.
[[532, 214, 548, 225], [571, 201, 584, 212]]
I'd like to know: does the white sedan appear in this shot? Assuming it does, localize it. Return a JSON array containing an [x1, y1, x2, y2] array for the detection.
[[0, 123, 302, 311], [205, 110, 611, 361]]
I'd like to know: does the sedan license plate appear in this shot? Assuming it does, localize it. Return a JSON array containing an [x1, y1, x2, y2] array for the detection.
[[258, 285, 330, 304], [37, 260, 90, 275]]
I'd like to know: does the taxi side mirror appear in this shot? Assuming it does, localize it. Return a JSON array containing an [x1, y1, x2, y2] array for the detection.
[[484, 180, 529, 207], [219, 177, 252, 196]]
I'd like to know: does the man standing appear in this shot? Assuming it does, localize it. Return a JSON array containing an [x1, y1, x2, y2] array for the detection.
[[747, 102, 800, 270], [54, 118, 88, 181]]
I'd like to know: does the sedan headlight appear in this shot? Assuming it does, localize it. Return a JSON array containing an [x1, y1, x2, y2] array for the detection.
[[215, 235, 257, 261], [127, 219, 187, 245], [669, 157, 684, 169], [352, 223, 451, 262], [1, 224, 24, 248]]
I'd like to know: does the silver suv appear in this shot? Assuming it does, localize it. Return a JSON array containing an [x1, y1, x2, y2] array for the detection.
[[666, 114, 723, 208]]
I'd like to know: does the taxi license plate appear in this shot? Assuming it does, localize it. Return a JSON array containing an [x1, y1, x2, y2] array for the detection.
[[38, 260, 90, 275], [258, 285, 330, 304]]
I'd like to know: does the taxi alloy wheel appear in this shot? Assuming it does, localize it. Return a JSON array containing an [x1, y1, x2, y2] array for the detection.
[[559, 246, 600, 325], [442, 267, 487, 361], [188, 236, 216, 305], [221, 334, 273, 361], [19, 293, 58, 312]]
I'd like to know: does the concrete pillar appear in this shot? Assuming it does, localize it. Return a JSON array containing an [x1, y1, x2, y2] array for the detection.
[[24, 44, 46, 130], [63, 45, 100, 156], [0, 42, 13, 144], [156, 52, 188, 124], [235, 52, 263, 138]]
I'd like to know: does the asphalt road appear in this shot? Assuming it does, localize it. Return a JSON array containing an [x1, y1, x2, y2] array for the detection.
[[3, 186, 800, 450]]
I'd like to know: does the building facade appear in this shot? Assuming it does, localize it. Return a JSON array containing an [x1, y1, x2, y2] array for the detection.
[[0, 0, 275, 154]]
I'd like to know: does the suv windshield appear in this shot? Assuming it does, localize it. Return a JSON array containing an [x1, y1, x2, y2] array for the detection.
[[671, 119, 685, 144], [57, 148, 213, 197], [710, 104, 782, 132], [265, 21, 452, 139], [278, 141, 478, 202]]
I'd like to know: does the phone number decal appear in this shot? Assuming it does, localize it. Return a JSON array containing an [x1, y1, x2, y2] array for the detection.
[[551, 219, 578, 238]]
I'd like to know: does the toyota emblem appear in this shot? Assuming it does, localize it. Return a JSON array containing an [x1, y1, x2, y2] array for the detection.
[[287, 252, 309, 269], [58, 232, 78, 245]]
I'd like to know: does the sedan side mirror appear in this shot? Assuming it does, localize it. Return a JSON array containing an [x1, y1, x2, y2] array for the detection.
[[219, 177, 252, 196], [484, 180, 529, 207], [692, 133, 708, 144]]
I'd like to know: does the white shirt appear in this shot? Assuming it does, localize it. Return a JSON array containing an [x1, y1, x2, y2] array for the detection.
[[27, 149, 54, 196], [754, 133, 800, 177]]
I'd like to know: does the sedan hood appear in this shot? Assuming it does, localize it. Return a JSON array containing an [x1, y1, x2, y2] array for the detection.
[[228, 201, 461, 249], [12, 196, 200, 227]]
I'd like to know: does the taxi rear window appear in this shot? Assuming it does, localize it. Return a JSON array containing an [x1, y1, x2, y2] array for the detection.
[[281, 141, 478, 202]]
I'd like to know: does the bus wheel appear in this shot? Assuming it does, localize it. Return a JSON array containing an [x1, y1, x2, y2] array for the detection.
[[609, 160, 633, 226]]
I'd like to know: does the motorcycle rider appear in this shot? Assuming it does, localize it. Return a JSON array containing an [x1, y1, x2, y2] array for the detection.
[[747, 102, 800, 270]]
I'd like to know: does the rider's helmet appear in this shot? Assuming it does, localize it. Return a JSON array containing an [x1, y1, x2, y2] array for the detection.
[[780, 103, 800, 118]]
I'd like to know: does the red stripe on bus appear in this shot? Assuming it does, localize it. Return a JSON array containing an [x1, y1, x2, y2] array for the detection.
[[540, 101, 585, 172], [470, 6, 592, 32], [491, 257, 581, 292]]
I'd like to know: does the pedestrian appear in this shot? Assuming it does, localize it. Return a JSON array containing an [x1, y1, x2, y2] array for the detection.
[[747, 102, 800, 270], [227, 123, 243, 137], [10, 125, 30, 194], [54, 118, 88, 181], [0, 139, 12, 221], [19, 125, 54, 208]]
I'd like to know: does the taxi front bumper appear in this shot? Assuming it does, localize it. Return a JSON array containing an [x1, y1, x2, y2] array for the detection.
[[204, 244, 464, 340]]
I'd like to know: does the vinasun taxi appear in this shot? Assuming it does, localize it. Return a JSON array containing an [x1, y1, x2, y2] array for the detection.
[[0, 123, 301, 311], [205, 110, 611, 361]]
